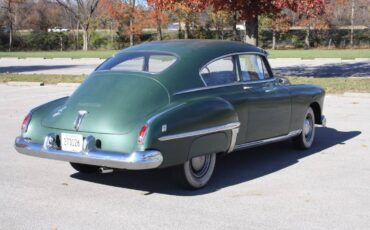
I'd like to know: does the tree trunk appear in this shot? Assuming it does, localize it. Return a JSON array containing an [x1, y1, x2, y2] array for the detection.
[[110, 20, 114, 44], [232, 11, 239, 41], [178, 21, 182, 39], [129, 0, 135, 46], [244, 17, 258, 46], [305, 25, 310, 49], [7, 0, 13, 52], [129, 16, 134, 46], [184, 21, 190, 39], [8, 23, 13, 52], [350, 0, 355, 48], [272, 30, 276, 50], [82, 28, 89, 51], [76, 20, 80, 50], [156, 17, 162, 41]]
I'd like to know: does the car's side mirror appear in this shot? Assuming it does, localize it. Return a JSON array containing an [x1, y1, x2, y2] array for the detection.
[[277, 77, 290, 85]]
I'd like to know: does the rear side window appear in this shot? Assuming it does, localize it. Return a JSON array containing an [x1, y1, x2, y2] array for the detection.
[[148, 55, 177, 73], [97, 52, 177, 74], [200, 57, 237, 86], [111, 57, 144, 71], [239, 55, 271, 81]]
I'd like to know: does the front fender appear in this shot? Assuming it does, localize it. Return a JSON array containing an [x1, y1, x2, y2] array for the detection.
[[145, 97, 239, 167]]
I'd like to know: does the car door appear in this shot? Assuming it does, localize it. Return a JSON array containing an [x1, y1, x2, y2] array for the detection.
[[199, 55, 250, 145], [237, 54, 291, 142]]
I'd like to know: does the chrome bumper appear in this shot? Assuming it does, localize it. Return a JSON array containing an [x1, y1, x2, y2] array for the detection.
[[14, 136, 163, 170]]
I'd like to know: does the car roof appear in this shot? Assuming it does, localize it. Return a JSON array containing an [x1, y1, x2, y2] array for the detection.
[[116, 40, 268, 94], [122, 40, 265, 58]]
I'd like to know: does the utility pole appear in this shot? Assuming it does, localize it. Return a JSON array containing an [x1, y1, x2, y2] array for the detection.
[[350, 0, 355, 48]]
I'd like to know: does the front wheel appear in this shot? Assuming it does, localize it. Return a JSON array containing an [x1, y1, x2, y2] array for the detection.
[[173, 153, 216, 189], [293, 107, 316, 149], [70, 162, 101, 174]]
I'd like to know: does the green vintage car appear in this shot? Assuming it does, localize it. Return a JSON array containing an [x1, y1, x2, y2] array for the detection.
[[15, 40, 326, 189]]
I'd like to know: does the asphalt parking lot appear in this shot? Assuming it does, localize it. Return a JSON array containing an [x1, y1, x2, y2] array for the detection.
[[0, 85, 369, 230]]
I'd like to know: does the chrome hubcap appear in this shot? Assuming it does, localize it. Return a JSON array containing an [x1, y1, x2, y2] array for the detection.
[[191, 156, 206, 171], [304, 113, 314, 142], [303, 119, 311, 135], [190, 155, 211, 178]]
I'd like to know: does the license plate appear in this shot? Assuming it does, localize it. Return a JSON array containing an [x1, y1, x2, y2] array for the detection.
[[61, 133, 83, 153]]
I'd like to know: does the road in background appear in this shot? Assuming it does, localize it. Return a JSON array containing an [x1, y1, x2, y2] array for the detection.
[[1, 57, 370, 77], [0, 85, 369, 229]]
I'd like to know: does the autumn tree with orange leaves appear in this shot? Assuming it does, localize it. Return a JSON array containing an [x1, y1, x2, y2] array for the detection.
[[210, 0, 327, 46], [148, 0, 206, 39], [261, 13, 292, 49], [101, 0, 148, 46], [147, 0, 169, 40], [293, 0, 327, 48]]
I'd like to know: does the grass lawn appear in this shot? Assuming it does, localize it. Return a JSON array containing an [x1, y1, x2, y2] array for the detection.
[[288, 77, 370, 93], [1, 73, 369, 94], [0, 74, 85, 84], [268, 49, 370, 59], [0, 48, 370, 59]]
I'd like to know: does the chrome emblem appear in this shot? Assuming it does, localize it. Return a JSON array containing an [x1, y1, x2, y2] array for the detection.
[[74, 110, 88, 131]]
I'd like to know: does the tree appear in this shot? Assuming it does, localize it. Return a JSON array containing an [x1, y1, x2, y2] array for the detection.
[[149, 0, 206, 39], [25, 0, 62, 32], [261, 13, 291, 49], [56, 0, 100, 51], [0, 0, 25, 51], [101, 0, 143, 46], [293, 0, 327, 48], [147, 0, 169, 40], [210, 0, 326, 46], [211, 0, 282, 45], [208, 9, 232, 40]]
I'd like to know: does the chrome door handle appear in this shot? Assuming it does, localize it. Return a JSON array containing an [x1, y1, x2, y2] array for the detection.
[[243, 86, 252, 90]]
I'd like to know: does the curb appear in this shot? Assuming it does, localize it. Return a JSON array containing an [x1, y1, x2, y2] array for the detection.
[[343, 92, 370, 98], [56, 83, 80, 87], [7, 81, 44, 86]]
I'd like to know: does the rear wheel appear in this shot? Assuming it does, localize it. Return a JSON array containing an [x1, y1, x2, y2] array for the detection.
[[70, 162, 101, 174], [293, 107, 316, 149], [173, 153, 216, 189]]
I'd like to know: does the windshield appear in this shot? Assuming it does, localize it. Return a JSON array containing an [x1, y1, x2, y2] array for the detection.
[[96, 52, 177, 74]]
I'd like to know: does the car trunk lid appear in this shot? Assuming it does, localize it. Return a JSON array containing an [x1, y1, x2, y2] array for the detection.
[[42, 71, 169, 134]]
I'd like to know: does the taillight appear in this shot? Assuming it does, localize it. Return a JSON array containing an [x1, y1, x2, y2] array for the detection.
[[21, 113, 32, 133], [138, 124, 148, 145]]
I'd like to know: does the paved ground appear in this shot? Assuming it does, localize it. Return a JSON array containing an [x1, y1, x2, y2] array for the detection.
[[1, 57, 370, 77], [0, 58, 101, 75], [0, 85, 370, 230]]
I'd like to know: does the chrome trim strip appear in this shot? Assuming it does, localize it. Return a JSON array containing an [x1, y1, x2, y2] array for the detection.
[[234, 129, 302, 151], [173, 78, 276, 95], [227, 127, 239, 153], [14, 136, 163, 170], [158, 122, 241, 141]]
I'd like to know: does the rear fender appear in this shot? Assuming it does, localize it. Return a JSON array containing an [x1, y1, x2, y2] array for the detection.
[[23, 97, 69, 143], [146, 97, 239, 167]]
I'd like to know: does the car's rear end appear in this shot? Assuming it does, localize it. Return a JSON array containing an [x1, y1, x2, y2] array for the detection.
[[15, 55, 175, 170]]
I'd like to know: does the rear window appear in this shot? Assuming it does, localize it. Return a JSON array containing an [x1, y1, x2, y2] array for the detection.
[[96, 52, 177, 74]]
